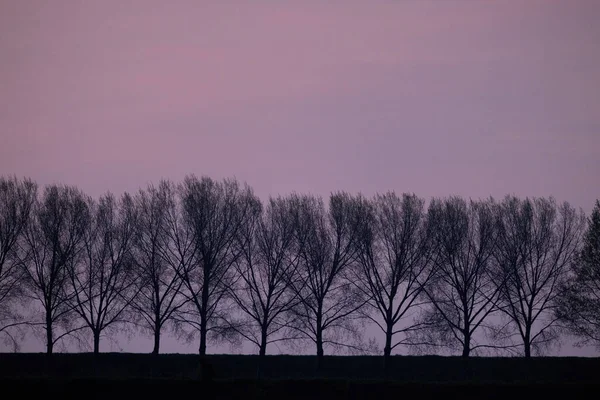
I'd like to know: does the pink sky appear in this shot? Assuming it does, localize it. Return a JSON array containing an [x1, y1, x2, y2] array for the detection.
[[1, 1, 599, 354]]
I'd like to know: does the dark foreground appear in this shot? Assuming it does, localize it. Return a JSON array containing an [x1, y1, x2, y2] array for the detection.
[[3, 378, 600, 400], [1, 354, 599, 399]]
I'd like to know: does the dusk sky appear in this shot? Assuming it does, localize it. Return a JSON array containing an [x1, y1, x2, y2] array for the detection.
[[1, 1, 599, 354]]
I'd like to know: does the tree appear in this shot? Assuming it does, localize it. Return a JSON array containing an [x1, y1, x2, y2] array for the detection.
[[229, 196, 301, 357], [557, 200, 600, 348], [495, 196, 585, 357], [178, 175, 261, 355], [0, 176, 37, 350], [353, 192, 435, 369], [22, 184, 90, 354], [416, 197, 501, 357], [131, 181, 190, 354], [68, 192, 138, 354], [287, 192, 370, 369]]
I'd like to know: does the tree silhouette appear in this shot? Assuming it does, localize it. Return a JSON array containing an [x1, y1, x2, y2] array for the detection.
[[556, 200, 600, 349], [68, 192, 138, 354], [177, 175, 261, 355], [229, 196, 301, 357], [353, 192, 435, 369], [1, 174, 596, 359], [287, 192, 370, 369], [495, 196, 585, 357], [415, 197, 501, 357], [130, 181, 189, 354], [0, 176, 37, 350], [21, 185, 90, 354]]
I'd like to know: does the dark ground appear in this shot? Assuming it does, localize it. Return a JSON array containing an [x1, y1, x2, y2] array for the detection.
[[1, 354, 599, 399]]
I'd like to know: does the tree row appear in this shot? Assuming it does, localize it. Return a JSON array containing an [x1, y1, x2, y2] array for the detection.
[[1, 175, 599, 366]]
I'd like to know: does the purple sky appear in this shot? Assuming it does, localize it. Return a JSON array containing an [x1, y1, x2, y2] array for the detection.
[[1, 1, 599, 355]]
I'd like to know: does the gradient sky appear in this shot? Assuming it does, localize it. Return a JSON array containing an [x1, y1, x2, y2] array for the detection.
[[1, 1, 599, 355]]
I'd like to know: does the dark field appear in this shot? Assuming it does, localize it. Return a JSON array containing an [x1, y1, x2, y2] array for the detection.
[[1, 354, 599, 399]]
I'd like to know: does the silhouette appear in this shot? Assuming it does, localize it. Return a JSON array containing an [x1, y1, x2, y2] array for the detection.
[[21, 185, 91, 354], [557, 199, 600, 348], [286, 192, 370, 370], [0, 174, 598, 363], [413, 197, 502, 357], [352, 192, 435, 371], [494, 196, 585, 357], [130, 181, 189, 355], [0, 176, 37, 350], [68, 192, 138, 354], [176, 175, 261, 355], [229, 196, 301, 365]]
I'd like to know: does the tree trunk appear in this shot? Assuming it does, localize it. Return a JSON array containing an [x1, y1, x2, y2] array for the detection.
[[383, 322, 393, 372], [199, 266, 210, 356], [461, 344, 470, 357], [462, 333, 471, 358], [152, 328, 161, 355], [316, 310, 324, 372], [199, 320, 207, 356], [461, 328, 473, 381], [256, 318, 269, 379], [199, 305, 207, 356], [524, 329, 531, 358], [46, 310, 53, 355], [316, 332, 324, 372], [259, 327, 268, 357], [93, 330, 100, 355]]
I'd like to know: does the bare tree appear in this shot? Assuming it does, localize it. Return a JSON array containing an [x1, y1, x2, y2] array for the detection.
[[229, 196, 301, 357], [131, 181, 190, 354], [0, 176, 37, 350], [68, 192, 138, 354], [21, 184, 90, 354], [556, 200, 600, 348], [415, 197, 501, 357], [495, 196, 586, 356], [353, 192, 435, 368], [178, 175, 261, 355], [287, 192, 370, 369]]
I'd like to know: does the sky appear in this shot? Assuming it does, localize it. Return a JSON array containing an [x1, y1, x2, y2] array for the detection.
[[1, 0, 599, 355]]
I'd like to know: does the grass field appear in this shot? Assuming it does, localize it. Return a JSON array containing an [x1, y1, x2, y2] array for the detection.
[[1, 354, 599, 399]]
